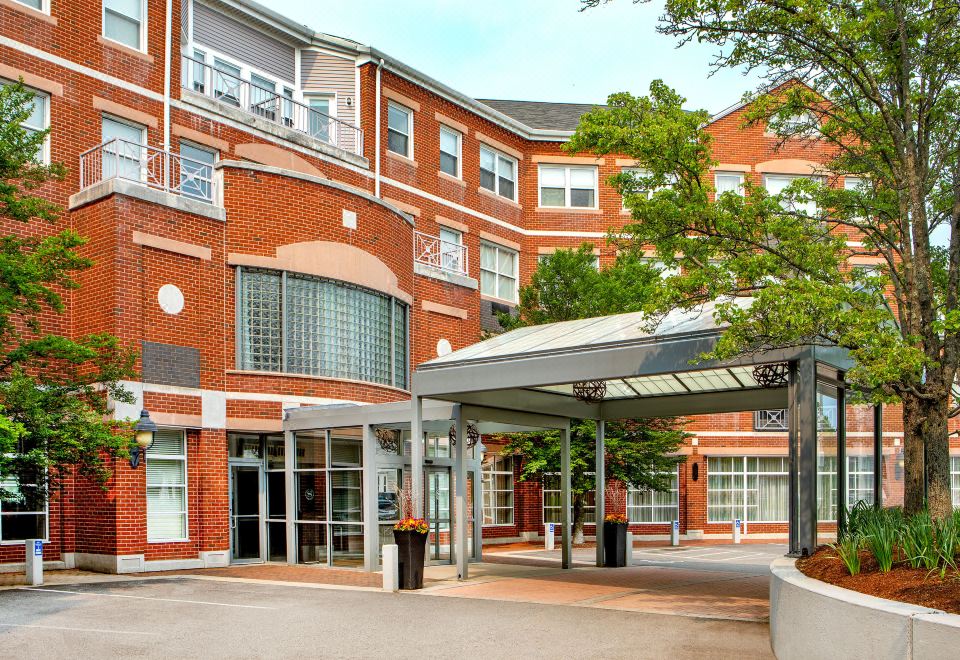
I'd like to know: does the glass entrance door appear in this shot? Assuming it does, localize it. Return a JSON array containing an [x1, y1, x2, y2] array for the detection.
[[425, 468, 451, 562], [230, 463, 263, 563]]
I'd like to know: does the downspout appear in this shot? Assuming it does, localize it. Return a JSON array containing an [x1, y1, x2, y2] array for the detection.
[[375, 58, 384, 198], [163, 0, 173, 153]]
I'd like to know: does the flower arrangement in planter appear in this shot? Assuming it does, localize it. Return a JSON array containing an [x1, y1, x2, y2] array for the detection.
[[391, 483, 429, 589], [604, 513, 629, 525], [394, 517, 429, 534]]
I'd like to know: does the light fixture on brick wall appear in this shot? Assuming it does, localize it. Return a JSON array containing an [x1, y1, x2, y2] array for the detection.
[[129, 409, 157, 469]]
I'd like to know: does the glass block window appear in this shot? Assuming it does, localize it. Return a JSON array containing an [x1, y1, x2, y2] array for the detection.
[[482, 454, 514, 525], [627, 469, 679, 523], [146, 430, 188, 541], [237, 268, 409, 389]]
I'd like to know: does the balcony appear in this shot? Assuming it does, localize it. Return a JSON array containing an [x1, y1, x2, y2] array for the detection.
[[181, 55, 364, 157], [79, 138, 217, 203], [415, 231, 468, 275]]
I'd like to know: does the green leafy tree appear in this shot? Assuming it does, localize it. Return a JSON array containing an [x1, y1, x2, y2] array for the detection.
[[497, 248, 686, 542], [0, 81, 136, 508], [499, 419, 686, 543], [577, 0, 960, 518]]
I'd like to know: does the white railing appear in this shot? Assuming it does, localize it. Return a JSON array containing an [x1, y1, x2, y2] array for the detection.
[[79, 138, 216, 203], [415, 231, 468, 275], [182, 55, 364, 156]]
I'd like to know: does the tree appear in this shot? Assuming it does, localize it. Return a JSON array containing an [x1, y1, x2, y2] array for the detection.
[[0, 81, 136, 510], [576, 0, 960, 518], [499, 419, 686, 543], [497, 248, 686, 542]]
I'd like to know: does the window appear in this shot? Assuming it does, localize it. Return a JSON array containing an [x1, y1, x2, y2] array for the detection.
[[640, 257, 679, 279], [439, 125, 461, 178], [754, 409, 788, 431], [952, 456, 960, 507], [102, 115, 145, 181], [237, 268, 409, 389], [146, 430, 188, 541], [4, 83, 49, 164], [482, 454, 514, 525], [439, 227, 463, 273], [213, 58, 242, 106], [765, 174, 819, 217], [543, 473, 595, 525], [538, 251, 600, 270], [249, 73, 277, 119], [387, 102, 412, 157], [0, 471, 47, 543], [306, 95, 335, 142], [539, 165, 597, 208], [480, 241, 518, 303], [103, 0, 145, 51], [707, 456, 789, 523], [847, 455, 874, 508], [479, 145, 516, 201], [621, 167, 651, 208], [14, 0, 45, 10], [179, 141, 216, 201], [715, 172, 744, 196], [189, 48, 207, 94], [628, 469, 679, 523]]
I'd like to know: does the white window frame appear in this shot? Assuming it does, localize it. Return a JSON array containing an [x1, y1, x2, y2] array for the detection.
[[304, 92, 337, 142], [11, 0, 49, 14], [480, 240, 518, 303], [707, 456, 790, 524], [4, 81, 50, 165], [439, 124, 462, 179], [479, 145, 517, 202], [482, 453, 514, 526], [438, 226, 464, 273], [714, 171, 745, 196], [764, 173, 820, 217], [0, 465, 49, 545], [102, 0, 148, 53], [187, 46, 292, 110], [146, 429, 189, 543], [627, 467, 680, 524], [951, 456, 960, 507], [387, 101, 413, 158], [621, 167, 652, 209], [538, 164, 598, 209]]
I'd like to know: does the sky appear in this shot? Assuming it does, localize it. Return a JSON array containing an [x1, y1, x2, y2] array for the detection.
[[266, 0, 760, 113]]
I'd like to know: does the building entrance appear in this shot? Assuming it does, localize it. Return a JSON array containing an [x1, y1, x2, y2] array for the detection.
[[425, 467, 451, 562], [229, 462, 263, 563]]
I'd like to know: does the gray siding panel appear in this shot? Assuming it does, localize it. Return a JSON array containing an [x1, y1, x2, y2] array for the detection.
[[142, 341, 201, 388], [193, 2, 295, 83], [481, 299, 513, 334], [300, 50, 358, 152]]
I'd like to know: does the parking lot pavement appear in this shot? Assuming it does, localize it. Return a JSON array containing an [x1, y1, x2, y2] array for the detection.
[[0, 577, 773, 659]]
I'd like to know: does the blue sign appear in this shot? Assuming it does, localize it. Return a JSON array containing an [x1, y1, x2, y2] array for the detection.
[[549, 523, 555, 534], [673, 520, 680, 530], [33, 540, 43, 557], [735, 519, 741, 528]]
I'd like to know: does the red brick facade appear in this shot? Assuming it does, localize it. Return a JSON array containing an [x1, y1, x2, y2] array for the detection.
[[0, 0, 946, 571]]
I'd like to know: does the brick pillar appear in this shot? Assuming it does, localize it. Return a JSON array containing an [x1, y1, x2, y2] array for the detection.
[[196, 428, 229, 552]]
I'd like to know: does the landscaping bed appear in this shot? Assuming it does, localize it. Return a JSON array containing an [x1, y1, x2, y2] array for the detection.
[[797, 544, 960, 614]]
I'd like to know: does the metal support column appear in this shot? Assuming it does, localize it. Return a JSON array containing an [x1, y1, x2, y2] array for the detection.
[[873, 405, 883, 507], [836, 383, 847, 536], [560, 420, 572, 569], [453, 406, 468, 580], [473, 452, 484, 562], [595, 420, 605, 568], [284, 429, 297, 565], [361, 424, 378, 571], [790, 356, 819, 556], [411, 395, 424, 518]]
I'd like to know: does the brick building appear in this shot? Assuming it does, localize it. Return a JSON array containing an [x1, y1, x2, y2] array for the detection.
[[0, 0, 942, 572]]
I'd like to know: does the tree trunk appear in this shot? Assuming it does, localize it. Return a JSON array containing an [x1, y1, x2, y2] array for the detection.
[[573, 492, 585, 544], [902, 392, 952, 519]]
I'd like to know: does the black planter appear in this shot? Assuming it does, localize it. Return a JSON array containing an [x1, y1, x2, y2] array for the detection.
[[603, 522, 627, 567], [393, 529, 428, 589]]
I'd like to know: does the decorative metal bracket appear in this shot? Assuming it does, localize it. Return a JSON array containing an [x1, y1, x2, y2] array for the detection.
[[753, 363, 790, 389], [448, 422, 481, 448], [573, 380, 607, 403], [375, 427, 400, 453]]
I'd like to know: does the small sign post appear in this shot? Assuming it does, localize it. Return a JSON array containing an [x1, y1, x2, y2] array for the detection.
[[26, 539, 43, 586], [544, 523, 555, 551], [671, 520, 680, 546], [732, 519, 742, 544]]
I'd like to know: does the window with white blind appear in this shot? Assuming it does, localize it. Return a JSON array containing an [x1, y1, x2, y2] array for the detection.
[[952, 456, 960, 507], [543, 473, 595, 524], [482, 454, 514, 525], [627, 469, 679, 523], [539, 165, 597, 208], [714, 172, 744, 196], [102, 115, 146, 182], [479, 145, 516, 201], [480, 241, 518, 303], [439, 125, 461, 178], [103, 0, 146, 51], [387, 102, 413, 157], [0, 471, 47, 543], [765, 174, 819, 218], [236, 268, 409, 389], [146, 430, 188, 541], [708, 456, 789, 523], [3, 82, 49, 164]]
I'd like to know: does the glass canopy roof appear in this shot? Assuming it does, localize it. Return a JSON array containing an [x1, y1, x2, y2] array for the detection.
[[531, 366, 762, 400]]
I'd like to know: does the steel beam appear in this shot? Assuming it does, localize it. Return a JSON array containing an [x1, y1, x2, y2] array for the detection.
[[873, 405, 883, 507], [595, 420, 605, 568], [361, 424, 378, 571], [792, 357, 819, 556], [411, 395, 424, 518], [453, 406, 468, 580], [560, 420, 572, 570]]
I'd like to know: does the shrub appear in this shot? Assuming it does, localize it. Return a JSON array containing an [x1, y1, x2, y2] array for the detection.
[[864, 514, 899, 573], [832, 534, 863, 576], [901, 512, 938, 571], [933, 515, 960, 578]]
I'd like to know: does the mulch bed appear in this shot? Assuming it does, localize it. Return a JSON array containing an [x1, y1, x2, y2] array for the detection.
[[797, 546, 960, 614]]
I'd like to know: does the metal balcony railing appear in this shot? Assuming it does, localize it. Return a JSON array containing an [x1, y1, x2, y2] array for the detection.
[[415, 231, 468, 276], [182, 55, 364, 156], [79, 138, 217, 203]]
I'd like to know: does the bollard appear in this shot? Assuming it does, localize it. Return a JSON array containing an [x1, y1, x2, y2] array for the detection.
[[671, 520, 680, 547], [544, 523, 555, 551], [732, 518, 741, 544], [382, 544, 399, 592], [26, 539, 43, 586], [624, 532, 633, 566]]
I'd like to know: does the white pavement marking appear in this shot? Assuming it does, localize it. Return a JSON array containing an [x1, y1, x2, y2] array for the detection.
[[19, 587, 275, 609], [0, 622, 160, 636]]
